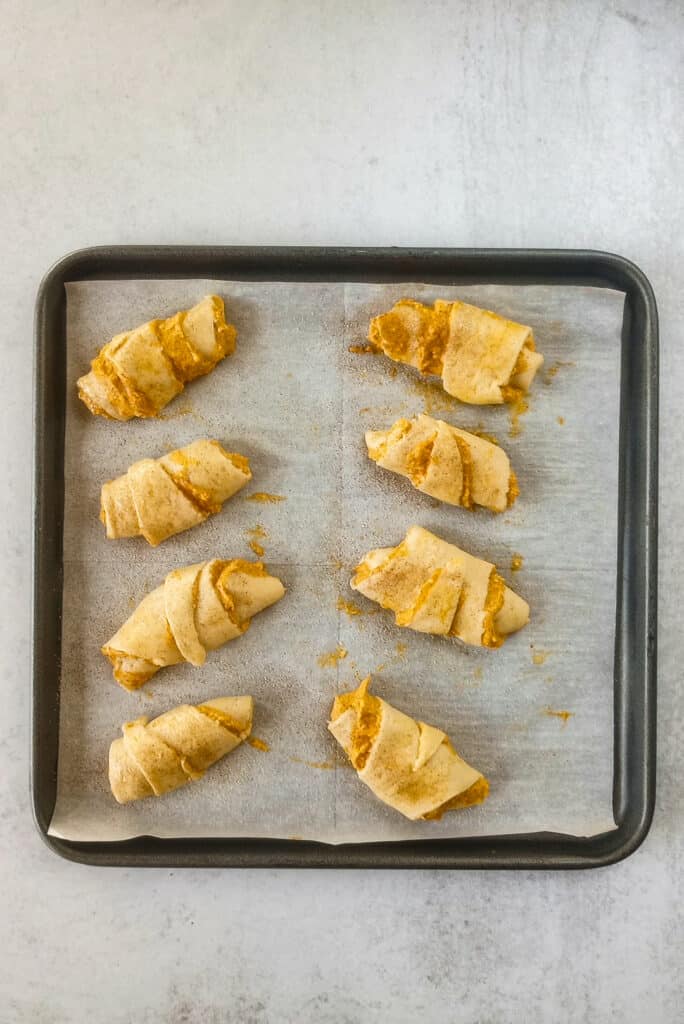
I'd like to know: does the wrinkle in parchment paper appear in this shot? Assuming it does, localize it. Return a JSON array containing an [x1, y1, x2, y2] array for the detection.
[[49, 278, 622, 842]]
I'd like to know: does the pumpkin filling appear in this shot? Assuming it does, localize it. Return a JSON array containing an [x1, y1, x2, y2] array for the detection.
[[331, 679, 383, 771], [453, 435, 474, 508], [406, 434, 436, 486], [368, 311, 410, 361], [507, 469, 520, 507], [196, 704, 245, 737], [481, 570, 506, 648], [423, 775, 490, 820], [417, 304, 449, 374]]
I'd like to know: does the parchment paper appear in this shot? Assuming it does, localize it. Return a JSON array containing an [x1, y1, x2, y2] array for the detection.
[[49, 277, 623, 843]]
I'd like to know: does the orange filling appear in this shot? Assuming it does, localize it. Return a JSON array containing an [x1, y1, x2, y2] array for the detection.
[[220, 558, 268, 579], [507, 470, 520, 507], [368, 310, 410, 361], [91, 350, 159, 419], [211, 295, 237, 357], [160, 462, 219, 517], [481, 570, 506, 648], [370, 300, 540, 412], [246, 492, 286, 504], [406, 434, 436, 486], [396, 570, 442, 627], [196, 704, 245, 736], [454, 435, 474, 509], [501, 341, 534, 405], [417, 303, 449, 375], [76, 377, 119, 420], [368, 418, 411, 463], [155, 314, 209, 382], [423, 775, 490, 819], [370, 300, 450, 375], [101, 648, 156, 690], [352, 540, 411, 600], [331, 678, 383, 771], [214, 558, 270, 630], [225, 450, 251, 474], [84, 298, 231, 419]]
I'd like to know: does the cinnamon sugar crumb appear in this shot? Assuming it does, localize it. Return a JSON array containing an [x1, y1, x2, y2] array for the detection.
[[544, 360, 575, 385], [507, 392, 529, 437]]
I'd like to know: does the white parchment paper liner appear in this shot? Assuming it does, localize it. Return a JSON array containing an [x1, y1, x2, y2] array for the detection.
[[49, 277, 622, 843]]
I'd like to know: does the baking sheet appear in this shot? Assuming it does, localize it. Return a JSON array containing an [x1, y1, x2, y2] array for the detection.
[[48, 277, 623, 843]]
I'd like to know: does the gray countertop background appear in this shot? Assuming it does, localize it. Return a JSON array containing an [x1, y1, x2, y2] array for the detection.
[[1, 1, 681, 1021]]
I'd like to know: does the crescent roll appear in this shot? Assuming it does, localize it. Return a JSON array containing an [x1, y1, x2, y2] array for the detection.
[[77, 295, 236, 420], [365, 414, 518, 512], [109, 696, 253, 803], [103, 559, 285, 689], [351, 525, 528, 648], [100, 439, 252, 545], [368, 298, 543, 404], [329, 677, 488, 820]]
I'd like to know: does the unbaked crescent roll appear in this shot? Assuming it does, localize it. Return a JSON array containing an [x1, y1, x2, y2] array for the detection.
[[100, 439, 252, 545], [329, 677, 488, 820], [109, 696, 253, 803], [366, 414, 518, 512], [77, 295, 236, 420], [351, 525, 528, 647], [103, 559, 285, 689], [368, 298, 543, 404]]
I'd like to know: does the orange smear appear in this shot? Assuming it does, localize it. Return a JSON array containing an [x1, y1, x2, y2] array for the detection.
[[248, 736, 270, 751], [348, 343, 378, 354], [247, 492, 286, 503], [247, 524, 267, 558], [543, 708, 573, 725], [511, 553, 524, 572], [290, 757, 334, 770], [317, 645, 348, 668]]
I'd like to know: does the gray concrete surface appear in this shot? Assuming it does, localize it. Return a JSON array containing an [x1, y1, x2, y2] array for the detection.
[[1, 1, 681, 1021]]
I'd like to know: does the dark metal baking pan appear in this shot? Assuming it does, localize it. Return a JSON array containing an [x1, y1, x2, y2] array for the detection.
[[32, 246, 658, 868]]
